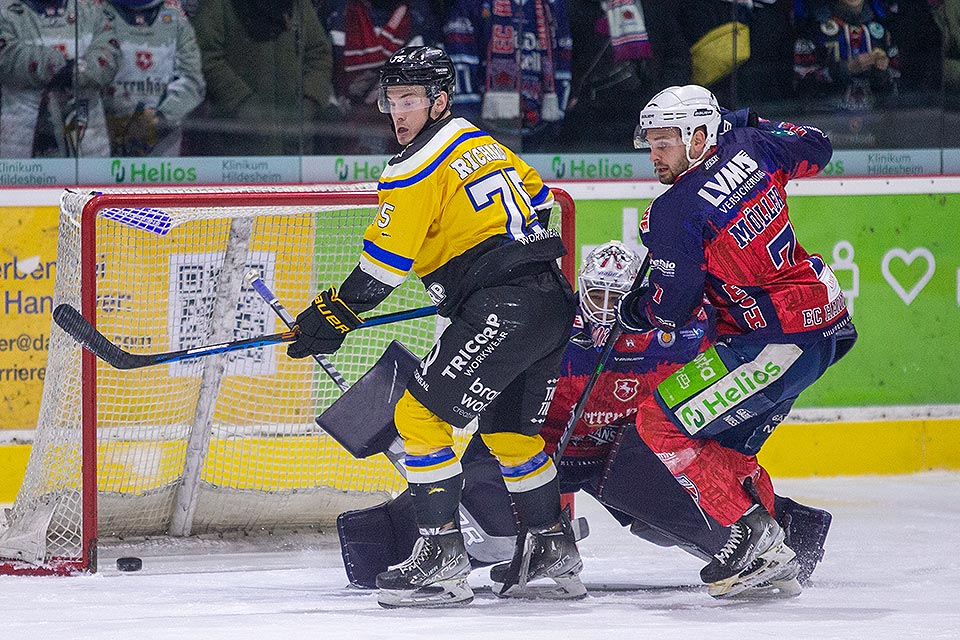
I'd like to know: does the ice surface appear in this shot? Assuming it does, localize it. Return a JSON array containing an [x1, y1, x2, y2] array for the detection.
[[2, 472, 958, 640]]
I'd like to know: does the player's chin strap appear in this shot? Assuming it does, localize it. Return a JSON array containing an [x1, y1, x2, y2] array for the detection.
[[685, 142, 712, 169], [424, 88, 452, 129], [553, 253, 652, 464]]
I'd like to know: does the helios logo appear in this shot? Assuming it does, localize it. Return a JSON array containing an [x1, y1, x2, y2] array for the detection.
[[552, 156, 565, 178], [334, 157, 349, 181], [111, 159, 197, 184], [111, 159, 125, 182], [550, 156, 635, 179], [676, 344, 802, 434], [334, 157, 389, 181]]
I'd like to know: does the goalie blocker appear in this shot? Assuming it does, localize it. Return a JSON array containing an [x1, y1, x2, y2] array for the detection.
[[315, 340, 419, 458]]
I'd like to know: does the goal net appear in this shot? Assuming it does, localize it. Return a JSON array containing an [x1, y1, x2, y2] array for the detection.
[[0, 185, 575, 574]]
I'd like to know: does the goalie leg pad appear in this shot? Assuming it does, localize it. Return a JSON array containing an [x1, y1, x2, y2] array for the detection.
[[337, 491, 419, 589], [597, 421, 728, 560], [775, 495, 832, 584], [338, 435, 523, 588]]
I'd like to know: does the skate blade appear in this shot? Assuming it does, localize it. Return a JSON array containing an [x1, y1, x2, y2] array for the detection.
[[493, 574, 587, 600], [377, 580, 474, 609], [708, 544, 798, 599], [730, 575, 803, 600]]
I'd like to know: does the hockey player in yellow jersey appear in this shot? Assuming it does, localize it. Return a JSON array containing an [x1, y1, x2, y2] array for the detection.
[[287, 46, 584, 608]]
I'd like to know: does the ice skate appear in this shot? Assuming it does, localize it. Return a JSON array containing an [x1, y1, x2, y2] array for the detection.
[[737, 560, 803, 599], [375, 530, 473, 608], [701, 504, 799, 598], [490, 510, 586, 600]]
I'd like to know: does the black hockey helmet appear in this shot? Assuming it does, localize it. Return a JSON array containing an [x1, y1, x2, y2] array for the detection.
[[378, 46, 456, 112]]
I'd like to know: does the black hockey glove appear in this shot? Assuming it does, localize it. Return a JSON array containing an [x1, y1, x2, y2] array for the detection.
[[720, 108, 760, 133], [615, 286, 653, 333], [287, 287, 362, 358]]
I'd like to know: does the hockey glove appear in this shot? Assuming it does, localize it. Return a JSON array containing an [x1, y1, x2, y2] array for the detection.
[[287, 287, 362, 358], [720, 108, 760, 132], [615, 286, 653, 333]]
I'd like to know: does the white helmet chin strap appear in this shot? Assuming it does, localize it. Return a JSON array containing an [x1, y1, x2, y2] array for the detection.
[[685, 141, 709, 168]]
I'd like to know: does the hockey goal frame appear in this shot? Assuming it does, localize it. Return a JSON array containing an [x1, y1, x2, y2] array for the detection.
[[0, 186, 576, 576]]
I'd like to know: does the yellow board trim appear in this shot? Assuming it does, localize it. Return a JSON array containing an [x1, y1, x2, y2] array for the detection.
[[0, 444, 31, 503], [758, 419, 960, 477], [2, 419, 958, 503]]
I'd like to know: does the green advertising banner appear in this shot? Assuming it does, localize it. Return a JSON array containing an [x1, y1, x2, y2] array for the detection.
[[572, 194, 960, 409]]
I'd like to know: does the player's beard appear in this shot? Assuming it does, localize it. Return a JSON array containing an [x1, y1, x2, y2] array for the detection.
[[654, 157, 689, 185]]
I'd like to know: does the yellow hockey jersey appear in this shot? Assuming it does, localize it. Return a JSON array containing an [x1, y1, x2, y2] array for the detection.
[[359, 117, 556, 295]]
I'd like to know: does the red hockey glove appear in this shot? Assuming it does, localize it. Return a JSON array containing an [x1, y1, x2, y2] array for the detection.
[[287, 287, 362, 358]]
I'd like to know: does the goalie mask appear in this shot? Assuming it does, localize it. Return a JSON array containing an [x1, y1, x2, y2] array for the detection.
[[578, 241, 644, 328], [634, 85, 721, 165]]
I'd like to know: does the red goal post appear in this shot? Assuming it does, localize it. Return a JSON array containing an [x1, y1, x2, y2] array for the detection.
[[0, 184, 576, 575]]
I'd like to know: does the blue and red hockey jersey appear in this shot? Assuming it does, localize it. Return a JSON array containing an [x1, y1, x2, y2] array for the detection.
[[636, 121, 850, 344], [540, 306, 713, 465]]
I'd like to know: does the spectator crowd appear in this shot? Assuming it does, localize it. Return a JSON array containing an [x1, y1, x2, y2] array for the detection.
[[0, 0, 957, 159]]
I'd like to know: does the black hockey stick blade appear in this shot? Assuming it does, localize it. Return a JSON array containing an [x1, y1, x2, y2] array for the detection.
[[53, 303, 296, 370]]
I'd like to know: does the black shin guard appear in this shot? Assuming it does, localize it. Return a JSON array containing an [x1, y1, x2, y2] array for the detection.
[[510, 475, 562, 532], [409, 473, 464, 531]]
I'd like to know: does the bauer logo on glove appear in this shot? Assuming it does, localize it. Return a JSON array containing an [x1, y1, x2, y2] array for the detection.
[[288, 287, 362, 358], [316, 289, 358, 334]]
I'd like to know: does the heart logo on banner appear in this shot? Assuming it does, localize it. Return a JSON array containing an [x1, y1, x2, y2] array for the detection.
[[881, 247, 935, 305]]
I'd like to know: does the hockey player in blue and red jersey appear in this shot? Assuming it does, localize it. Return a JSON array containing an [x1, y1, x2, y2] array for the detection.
[[336, 241, 834, 596], [543, 241, 832, 593], [617, 85, 858, 598]]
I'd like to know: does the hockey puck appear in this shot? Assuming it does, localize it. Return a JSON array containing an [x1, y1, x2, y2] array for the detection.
[[116, 557, 142, 572]]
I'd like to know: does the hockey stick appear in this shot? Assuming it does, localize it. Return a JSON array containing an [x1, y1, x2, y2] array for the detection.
[[244, 271, 350, 392], [53, 301, 437, 371], [245, 272, 525, 562], [553, 252, 651, 463], [53, 303, 296, 370]]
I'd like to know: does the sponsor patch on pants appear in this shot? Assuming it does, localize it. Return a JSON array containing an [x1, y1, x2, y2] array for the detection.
[[658, 344, 803, 436]]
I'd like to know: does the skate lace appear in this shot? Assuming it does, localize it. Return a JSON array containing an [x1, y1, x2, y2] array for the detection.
[[399, 537, 433, 574], [716, 522, 745, 565]]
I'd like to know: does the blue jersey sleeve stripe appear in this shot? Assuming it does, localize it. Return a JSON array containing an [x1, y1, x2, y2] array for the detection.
[[530, 185, 551, 207], [378, 130, 487, 190], [362, 239, 414, 272]]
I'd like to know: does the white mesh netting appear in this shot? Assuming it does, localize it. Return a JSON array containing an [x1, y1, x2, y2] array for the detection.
[[0, 185, 568, 573]]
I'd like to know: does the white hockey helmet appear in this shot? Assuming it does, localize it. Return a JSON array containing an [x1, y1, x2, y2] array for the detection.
[[634, 85, 722, 162], [578, 241, 644, 326]]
